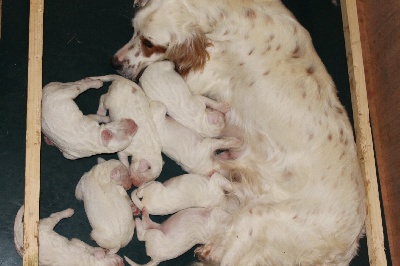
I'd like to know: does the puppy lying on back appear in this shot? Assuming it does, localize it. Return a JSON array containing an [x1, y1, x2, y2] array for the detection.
[[42, 78, 138, 159], [150, 101, 242, 176], [14, 206, 124, 266], [131, 172, 232, 215], [140, 61, 229, 138], [75, 158, 135, 254], [125, 207, 229, 266], [91, 75, 163, 187]]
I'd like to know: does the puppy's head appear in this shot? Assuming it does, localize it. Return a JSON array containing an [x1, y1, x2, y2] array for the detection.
[[111, 0, 211, 80]]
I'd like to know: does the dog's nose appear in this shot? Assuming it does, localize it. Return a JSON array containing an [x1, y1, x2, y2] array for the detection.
[[110, 56, 124, 70]]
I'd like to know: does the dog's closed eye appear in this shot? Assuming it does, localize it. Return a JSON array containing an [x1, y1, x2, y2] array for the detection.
[[142, 38, 154, 48]]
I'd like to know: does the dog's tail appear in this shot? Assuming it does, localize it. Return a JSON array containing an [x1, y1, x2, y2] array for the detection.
[[124, 256, 158, 266], [14, 205, 24, 257]]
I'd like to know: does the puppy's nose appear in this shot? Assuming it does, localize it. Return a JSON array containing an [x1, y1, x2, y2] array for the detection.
[[110, 56, 124, 70]]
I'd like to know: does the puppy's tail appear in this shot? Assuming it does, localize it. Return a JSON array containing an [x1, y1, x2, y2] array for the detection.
[[14, 205, 24, 257], [124, 256, 158, 266]]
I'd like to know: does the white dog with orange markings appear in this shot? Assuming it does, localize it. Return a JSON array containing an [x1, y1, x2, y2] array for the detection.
[[111, 0, 366, 264]]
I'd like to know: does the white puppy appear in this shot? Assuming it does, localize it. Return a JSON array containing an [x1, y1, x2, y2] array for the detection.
[[75, 158, 135, 254], [140, 61, 229, 138], [150, 101, 242, 176], [42, 78, 138, 159], [91, 75, 163, 187], [131, 172, 232, 215], [14, 206, 124, 266], [125, 207, 229, 266]]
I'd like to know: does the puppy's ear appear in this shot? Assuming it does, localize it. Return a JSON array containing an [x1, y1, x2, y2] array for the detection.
[[166, 27, 212, 77], [134, 0, 149, 8]]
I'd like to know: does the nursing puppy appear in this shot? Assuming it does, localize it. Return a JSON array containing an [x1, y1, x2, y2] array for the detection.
[[131, 172, 231, 215], [75, 158, 135, 254], [14, 206, 124, 266], [150, 100, 242, 176], [139, 61, 229, 138], [92, 75, 163, 187], [42, 78, 138, 159], [125, 207, 230, 266]]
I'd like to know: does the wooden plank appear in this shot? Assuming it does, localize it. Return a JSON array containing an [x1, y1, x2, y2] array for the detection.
[[355, 1, 400, 264], [340, 1, 387, 265], [23, 0, 44, 265]]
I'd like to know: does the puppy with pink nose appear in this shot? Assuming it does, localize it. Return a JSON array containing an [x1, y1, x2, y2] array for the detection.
[[41, 78, 138, 159], [75, 158, 136, 254], [91, 75, 163, 187]]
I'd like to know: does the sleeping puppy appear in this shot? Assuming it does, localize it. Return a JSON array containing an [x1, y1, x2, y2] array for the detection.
[[42, 78, 138, 159], [139, 61, 229, 138], [150, 100, 242, 176], [131, 172, 232, 215], [14, 206, 124, 266], [92, 75, 163, 187], [75, 158, 135, 254], [124, 207, 230, 266]]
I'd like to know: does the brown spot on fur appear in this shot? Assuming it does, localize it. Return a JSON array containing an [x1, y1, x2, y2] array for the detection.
[[248, 48, 255, 55], [223, 29, 230, 36], [263, 70, 270, 76], [249, 229, 253, 236], [276, 44, 281, 51], [291, 43, 302, 58], [141, 36, 167, 57], [249, 81, 255, 87], [339, 151, 346, 160], [166, 28, 212, 77], [336, 106, 344, 114], [239, 62, 245, 66], [302, 91, 307, 99], [306, 66, 315, 75], [131, 86, 137, 93], [328, 133, 332, 141], [245, 8, 256, 19]]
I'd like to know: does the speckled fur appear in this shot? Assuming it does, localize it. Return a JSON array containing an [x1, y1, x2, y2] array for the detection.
[[113, 0, 366, 265]]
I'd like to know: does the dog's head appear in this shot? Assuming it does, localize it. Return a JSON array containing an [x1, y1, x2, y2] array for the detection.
[[111, 0, 212, 80]]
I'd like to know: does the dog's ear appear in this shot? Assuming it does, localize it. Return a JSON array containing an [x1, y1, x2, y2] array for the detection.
[[166, 27, 212, 77], [134, 0, 149, 8]]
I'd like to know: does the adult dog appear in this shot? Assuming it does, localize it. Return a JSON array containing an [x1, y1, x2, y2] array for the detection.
[[111, 0, 366, 265]]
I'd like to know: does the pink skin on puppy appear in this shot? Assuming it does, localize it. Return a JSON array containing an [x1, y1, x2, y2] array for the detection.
[[14, 206, 124, 266], [124, 207, 229, 266], [41, 77, 138, 159], [91, 75, 163, 188], [139, 60, 229, 138], [75, 158, 136, 254]]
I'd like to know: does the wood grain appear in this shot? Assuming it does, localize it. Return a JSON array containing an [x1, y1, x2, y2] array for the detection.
[[24, 0, 44, 265], [341, 0, 387, 265], [355, 0, 400, 265]]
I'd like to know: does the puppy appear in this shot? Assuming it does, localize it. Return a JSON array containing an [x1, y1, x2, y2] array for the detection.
[[42, 78, 138, 159], [14, 206, 124, 266], [124, 207, 229, 266], [92, 75, 163, 187], [139, 61, 229, 138], [75, 158, 135, 254], [150, 100, 242, 176], [131, 172, 232, 215]]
